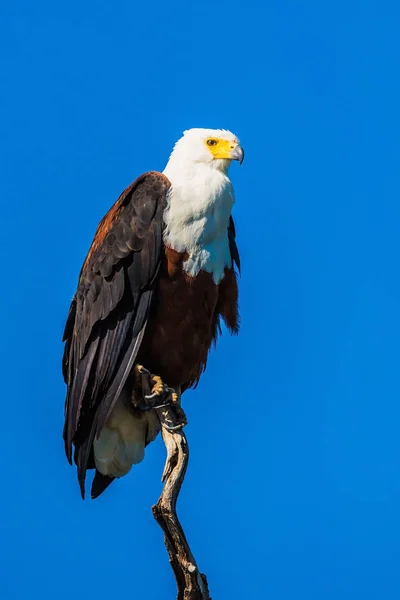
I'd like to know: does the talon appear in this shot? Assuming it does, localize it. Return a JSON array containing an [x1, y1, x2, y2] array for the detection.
[[150, 375, 165, 397], [165, 423, 185, 432], [142, 374, 170, 401], [131, 365, 180, 414]]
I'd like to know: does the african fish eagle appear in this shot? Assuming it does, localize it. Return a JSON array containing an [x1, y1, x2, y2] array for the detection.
[[62, 128, 243, 499]]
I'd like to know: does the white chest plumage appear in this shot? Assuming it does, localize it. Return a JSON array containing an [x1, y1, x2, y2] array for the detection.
[[162, 164, 235, 284]]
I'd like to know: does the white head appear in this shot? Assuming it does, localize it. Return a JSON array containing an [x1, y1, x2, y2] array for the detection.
[[162, 128, 243, 282], [164, 128, 244, 173]]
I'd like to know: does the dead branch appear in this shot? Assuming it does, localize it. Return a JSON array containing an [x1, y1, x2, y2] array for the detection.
[[153, 402, 212, 600]]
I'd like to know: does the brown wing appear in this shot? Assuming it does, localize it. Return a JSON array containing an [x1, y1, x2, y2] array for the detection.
[[62, 171, 170, 497]]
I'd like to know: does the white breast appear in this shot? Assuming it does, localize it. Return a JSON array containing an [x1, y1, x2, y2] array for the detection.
[[162, 164, 235, 283]]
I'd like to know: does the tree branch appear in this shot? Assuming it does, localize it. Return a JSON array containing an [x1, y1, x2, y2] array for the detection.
[[152, 403, 212, 600]]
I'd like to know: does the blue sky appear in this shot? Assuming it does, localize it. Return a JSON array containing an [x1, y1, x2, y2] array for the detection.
[[1, 0, 400, 598]]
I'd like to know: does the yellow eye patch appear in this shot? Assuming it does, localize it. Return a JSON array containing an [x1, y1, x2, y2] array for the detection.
[[204, 137, 238, 159]]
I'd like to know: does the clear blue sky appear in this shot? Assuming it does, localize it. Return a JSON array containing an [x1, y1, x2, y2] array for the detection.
[[1, 1, 400, 598]]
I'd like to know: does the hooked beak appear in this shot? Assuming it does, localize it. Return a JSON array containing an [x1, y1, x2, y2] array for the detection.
[[230, 144, 244, 165]]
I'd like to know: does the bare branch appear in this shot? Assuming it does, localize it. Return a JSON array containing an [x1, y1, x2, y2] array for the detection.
[[153, 403, 212, 600]]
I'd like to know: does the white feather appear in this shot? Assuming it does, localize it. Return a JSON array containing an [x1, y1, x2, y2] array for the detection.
[[93, 391, 159, 478], [162, 128, 239, 284]]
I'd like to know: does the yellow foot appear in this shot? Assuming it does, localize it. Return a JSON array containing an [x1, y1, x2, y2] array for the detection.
[[149, 375, 164, 398], [134, 365, 166, 397], [131, 363, 178, 411]]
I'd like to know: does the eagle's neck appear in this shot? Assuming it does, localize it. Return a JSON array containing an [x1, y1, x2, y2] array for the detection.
[[162, 162, 235, 284]]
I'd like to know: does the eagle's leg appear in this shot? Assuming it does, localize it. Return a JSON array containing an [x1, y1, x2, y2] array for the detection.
[[132, 364, 178, 409], [131, 365, 186, 432]]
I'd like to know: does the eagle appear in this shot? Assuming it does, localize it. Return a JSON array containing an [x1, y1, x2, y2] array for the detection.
[[62, 128, 243, 499]]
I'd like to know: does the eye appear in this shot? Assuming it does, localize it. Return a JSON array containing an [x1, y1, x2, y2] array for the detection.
[[207, 139, 218, 146]]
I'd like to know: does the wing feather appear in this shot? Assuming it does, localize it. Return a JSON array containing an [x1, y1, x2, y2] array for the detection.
[[228, 215, 241, 273], [62, 172, 170, 495]]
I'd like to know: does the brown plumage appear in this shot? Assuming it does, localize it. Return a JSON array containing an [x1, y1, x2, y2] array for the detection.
[[138, 251, 239, 391], [63, 170, 240, 499]]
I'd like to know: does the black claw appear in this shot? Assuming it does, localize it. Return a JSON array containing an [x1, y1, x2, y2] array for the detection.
[[164, 423, 185, 432]]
